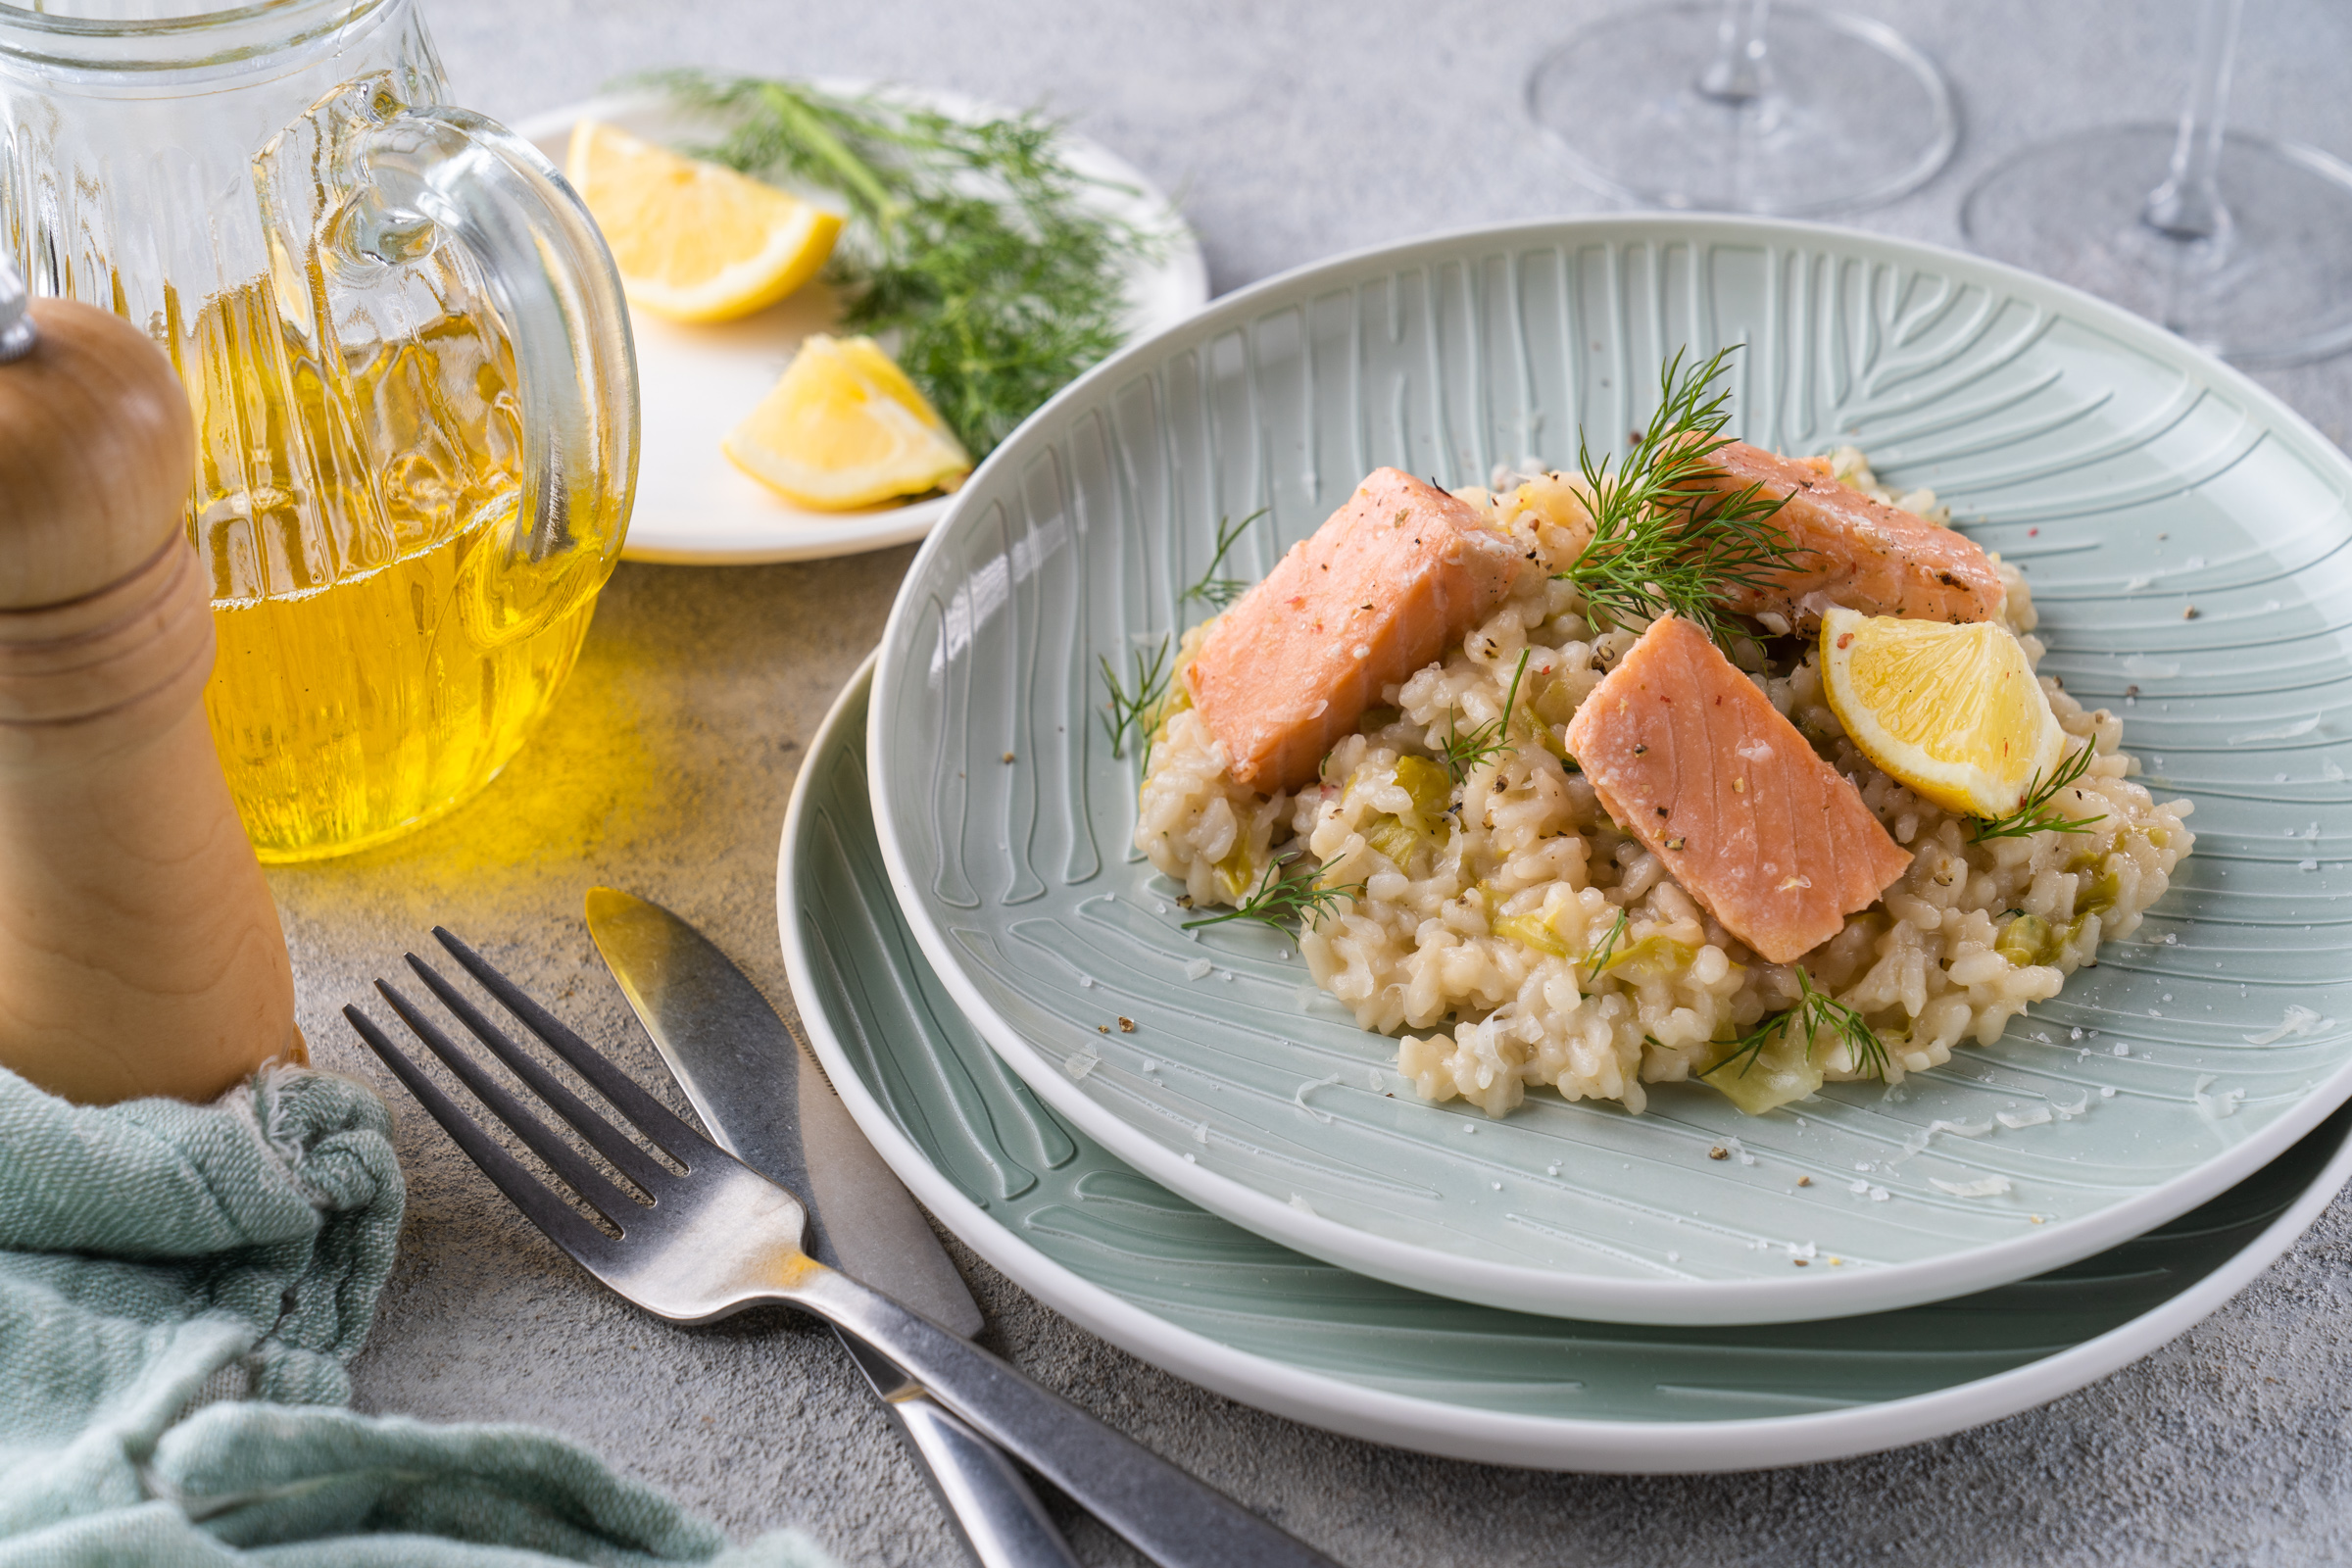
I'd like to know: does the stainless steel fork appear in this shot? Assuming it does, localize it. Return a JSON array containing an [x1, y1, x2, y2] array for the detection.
[[346, 928, 1339, 1568]]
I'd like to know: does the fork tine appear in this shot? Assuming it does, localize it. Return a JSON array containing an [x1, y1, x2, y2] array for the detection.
[[432, 925, 714, 1163], [402, 953, 674, 1197], [371, 978, 641, 1228], [344, 1004, 617, 1262]]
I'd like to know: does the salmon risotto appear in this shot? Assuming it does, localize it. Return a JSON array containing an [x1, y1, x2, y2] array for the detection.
[[1129, 353, 2193, 1120]]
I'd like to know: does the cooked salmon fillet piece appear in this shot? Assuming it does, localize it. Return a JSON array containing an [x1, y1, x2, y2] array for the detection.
[[1564, 613, 1911, 964], [1696, 441, 2002, 629], [1185, 468, 1525, 792]]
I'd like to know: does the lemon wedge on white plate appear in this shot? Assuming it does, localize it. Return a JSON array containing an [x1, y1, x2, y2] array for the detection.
[[1819, 606, 2066, 817], [721, 334, 972, 511], [566, 119, 842, 323]]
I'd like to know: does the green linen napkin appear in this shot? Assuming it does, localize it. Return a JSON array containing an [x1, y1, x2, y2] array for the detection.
[[0, 1063, 834, 1567]]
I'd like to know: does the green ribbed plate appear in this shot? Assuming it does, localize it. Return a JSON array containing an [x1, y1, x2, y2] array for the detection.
[[783, 655, 2352, 1469], [865, 216, 2352, 1325]]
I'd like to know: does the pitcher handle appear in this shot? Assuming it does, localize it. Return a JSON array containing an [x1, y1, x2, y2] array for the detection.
[[340, 106, 638, 568]]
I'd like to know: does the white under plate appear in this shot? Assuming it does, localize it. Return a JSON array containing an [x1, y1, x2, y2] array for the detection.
[[517, 86, 1208, 564], [784, 653, 2352, 1471]]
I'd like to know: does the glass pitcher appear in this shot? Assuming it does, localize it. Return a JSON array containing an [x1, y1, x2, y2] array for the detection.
[[0, 0, 636, 861]]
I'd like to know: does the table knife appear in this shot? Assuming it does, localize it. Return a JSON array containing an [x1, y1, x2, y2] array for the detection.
[[584, 888, 1080, 1568]]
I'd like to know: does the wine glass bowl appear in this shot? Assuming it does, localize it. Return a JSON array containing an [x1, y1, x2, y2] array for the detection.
[[1525, 1, 1958, 217], [1962, 123, 2352, 368]]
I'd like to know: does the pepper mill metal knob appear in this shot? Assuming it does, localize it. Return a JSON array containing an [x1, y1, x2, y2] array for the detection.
[[0, 264, 302, 1102]]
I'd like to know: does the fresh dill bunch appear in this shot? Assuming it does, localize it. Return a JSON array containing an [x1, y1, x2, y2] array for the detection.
[[1704, 966, 1889, 1084], [1438, 649, 1534, 785], [1100, 637, 1171, 768], [1181, 508, 1267, 611], [1553, 345, 1799, 644], [636, 70, 1165, 457], [1969, 741, 2107, 843], [1182, 854, 1363, 936]]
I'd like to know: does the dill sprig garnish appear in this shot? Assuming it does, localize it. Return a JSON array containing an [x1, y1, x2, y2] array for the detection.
[[1704, 966, 1890, 1084], [637, 70, 1166, 457], [1181, 508, 1268, 611], [1181, 854, 1363, 935], [1968, 742, 2107, 843], [1581, 907, 1631, 975], [1553, 345, 1801, 644], [1439, 649, 1534, 784], [1100, 637, 1171, 768]]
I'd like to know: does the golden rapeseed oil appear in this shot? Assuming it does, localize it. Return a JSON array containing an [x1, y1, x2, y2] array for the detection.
[[176, 280, 604, 861]]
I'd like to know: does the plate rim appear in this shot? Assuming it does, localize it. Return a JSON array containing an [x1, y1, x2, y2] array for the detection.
[[513, 83, 1212, 566], [785, 651, 2352, 1471], [865, 209, 2352, 1325]]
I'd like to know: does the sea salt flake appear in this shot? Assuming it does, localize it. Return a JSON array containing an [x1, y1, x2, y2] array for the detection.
[[1294, 1074, 1341, 1123], [1063, 1053, 1100, 1080], [2100, 1086, 2117, 1099], [2052, 1092, 2090, 1118], [1666, 1250, 1681, 1262], [1869, 1187, 1889, 1202], [2192, 1074, 2246, 1122], [2300, 859, 2320, 872], [1931, 1176, 2013, 1199], [1193, 1121, 1209, 1145], [2230, 715, 2320, 744], [1184, 957, 1213, 981], [2115, 1042, 2132, 1055], [1997, 1106, 2053, 1129], [1929, 1118, 1991, 1138], [1850, 1178, 1871, 1195], [2246, 1005, 2328, 1046], [1289, 1194, 1315, 1215]]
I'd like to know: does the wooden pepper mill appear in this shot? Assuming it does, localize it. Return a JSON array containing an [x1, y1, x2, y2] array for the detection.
[[0, 263, 302, 1103]]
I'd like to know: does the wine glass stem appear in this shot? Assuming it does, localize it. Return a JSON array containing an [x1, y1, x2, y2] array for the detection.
[[2143, 0, 2243, 239], [1698, 0, 1775, 104]]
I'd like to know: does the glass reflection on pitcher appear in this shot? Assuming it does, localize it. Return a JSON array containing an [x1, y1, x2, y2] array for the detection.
[[0, 0, 638, 860]]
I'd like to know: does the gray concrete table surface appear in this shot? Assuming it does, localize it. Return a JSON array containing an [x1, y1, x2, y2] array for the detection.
[[307, 0, 2352, 1562]]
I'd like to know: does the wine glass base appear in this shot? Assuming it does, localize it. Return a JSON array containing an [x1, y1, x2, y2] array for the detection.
[[1962, 124, 2352, 368], [1525, 1, 1957, 217]]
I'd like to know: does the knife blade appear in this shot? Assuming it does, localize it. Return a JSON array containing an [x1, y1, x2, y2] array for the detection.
[[585, 888, 1078, 1568]]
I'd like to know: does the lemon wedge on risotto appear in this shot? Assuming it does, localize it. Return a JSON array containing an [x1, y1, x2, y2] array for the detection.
[[723, 334, 972, 510], [565, 120, 842, 323], [1819, 607, 2066, 817]]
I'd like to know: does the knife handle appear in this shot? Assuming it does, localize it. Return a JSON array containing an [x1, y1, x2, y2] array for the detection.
[[891, 1390, 1085, 1568], [783, 1263, 1339, 1568], [840, 1325, 1081, 1568]]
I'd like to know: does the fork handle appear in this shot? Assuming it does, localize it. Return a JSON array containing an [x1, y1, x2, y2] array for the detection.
[[892, 1389, 1085, 1568], [839, 1328, 1082, 1568], [784, 1263, 1339, 1568]]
